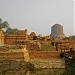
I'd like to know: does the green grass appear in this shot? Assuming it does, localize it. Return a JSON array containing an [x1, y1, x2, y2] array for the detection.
[[40, 44, 56, 51]]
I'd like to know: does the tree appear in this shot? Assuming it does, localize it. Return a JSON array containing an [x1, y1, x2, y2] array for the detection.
[[0, 18, 18, 34], [5, 27, 18, 34], [0, 18, 9, 29], [0, 18, 2, 23], [2, 21, 9, 28], [62, 59, 75, 75], [62, 50, 75, 75]]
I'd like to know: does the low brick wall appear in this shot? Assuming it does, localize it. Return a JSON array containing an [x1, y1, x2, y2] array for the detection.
[[29, 51, 65, 68], [0, 52, 24, 61], [29, 51, 60, 59]]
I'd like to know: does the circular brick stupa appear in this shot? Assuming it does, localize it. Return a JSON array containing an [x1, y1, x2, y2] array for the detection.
[[50, 24, 65, 38]]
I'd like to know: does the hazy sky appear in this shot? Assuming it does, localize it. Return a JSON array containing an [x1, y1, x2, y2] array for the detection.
[[0, 0, 74, 36]]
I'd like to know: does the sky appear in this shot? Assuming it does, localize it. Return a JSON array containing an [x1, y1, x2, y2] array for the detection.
[[0, 0, 74, 36]]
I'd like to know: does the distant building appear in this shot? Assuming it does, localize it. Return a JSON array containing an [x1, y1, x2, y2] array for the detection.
[[50, 24, 65, 38], [29, 32, 37, 40], [30, 32, 36, 36], [0, 28, 38, 45], [4, 29, 28, 44], [0, 29, 28, 45]]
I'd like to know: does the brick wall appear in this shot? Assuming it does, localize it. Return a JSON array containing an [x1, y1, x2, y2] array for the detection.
[[69, 40, 75, 49], [29, 51, 60, 59], [0, 52, 24, 61]]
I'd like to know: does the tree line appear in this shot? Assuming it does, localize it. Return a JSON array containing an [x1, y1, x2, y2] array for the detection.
[[0, 18, 18, 34]]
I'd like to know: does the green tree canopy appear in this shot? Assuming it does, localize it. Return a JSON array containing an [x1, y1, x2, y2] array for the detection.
[[5, 27, 18, 34], [0, 18, 2, 23], [62, 51, 75, 75], [0, 18, 9, 29], [0, 18, 18, 34]]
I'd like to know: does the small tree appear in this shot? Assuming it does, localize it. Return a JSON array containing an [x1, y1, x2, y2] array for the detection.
[[0, 18, 9, 29], [62, 51, 75, 75], [5, 27, 18, 34]]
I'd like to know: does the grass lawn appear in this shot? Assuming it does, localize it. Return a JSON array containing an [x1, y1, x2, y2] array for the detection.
[[40, 44, 56, 51]]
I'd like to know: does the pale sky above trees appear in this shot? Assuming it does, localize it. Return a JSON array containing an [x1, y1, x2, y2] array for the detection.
[[0, 0, 74, 36]]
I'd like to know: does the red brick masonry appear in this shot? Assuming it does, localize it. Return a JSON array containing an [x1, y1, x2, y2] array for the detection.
[[29, 51, 60, 59], [0, 52, 24, 60], [0, 51, 61, 60]]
